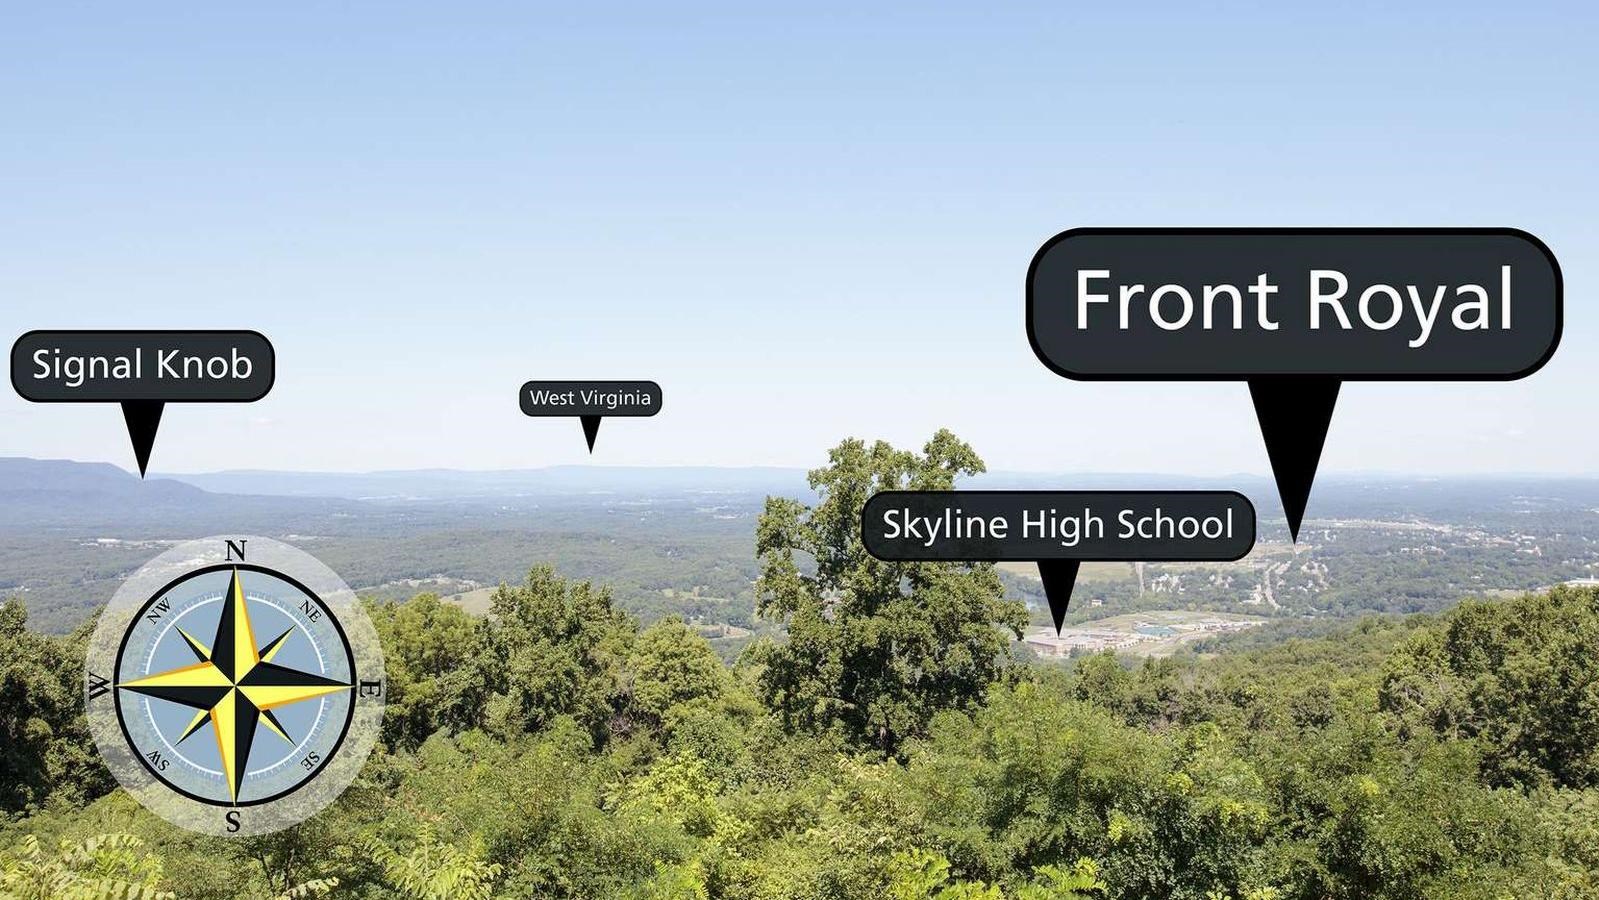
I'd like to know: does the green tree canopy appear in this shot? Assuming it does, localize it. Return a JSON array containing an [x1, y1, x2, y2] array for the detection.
[[753, 430, 1027, 753], [1380, 585, 1599, 789], [628, 617, 728, 722], [369, 592, 489, 750], [479, 565, 634, 743], [0, 602, 105, 813]]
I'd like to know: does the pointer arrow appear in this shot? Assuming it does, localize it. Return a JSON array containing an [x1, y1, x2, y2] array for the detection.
[[1249, 377, 1340, 542], [120, 401, 165, 478], [1037, 560, 1081, 634]]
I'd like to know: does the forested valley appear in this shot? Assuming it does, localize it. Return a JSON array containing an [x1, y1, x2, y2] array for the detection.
[[4, 432, 1598, 899]]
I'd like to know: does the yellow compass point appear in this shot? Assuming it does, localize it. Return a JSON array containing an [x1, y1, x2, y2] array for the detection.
[[176, 626, 211, 661], [240, 683, 350, 711], [229, 569, 260, 678], [210, 690, 240, 802], [119, 660, 230, 691], [178, 708, 211, 743], [258, 711, 292, 744], [259, 627, 293, 663]]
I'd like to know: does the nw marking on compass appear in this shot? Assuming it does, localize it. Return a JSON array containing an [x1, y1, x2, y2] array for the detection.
[[115, 568, 352, 804]]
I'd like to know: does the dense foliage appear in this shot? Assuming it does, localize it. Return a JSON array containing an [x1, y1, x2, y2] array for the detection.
[[753, 430, 1027, 754], [3, 434, 1598, 898]]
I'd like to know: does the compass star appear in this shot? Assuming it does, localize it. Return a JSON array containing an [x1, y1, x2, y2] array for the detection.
[[118, 569, 351, 802]]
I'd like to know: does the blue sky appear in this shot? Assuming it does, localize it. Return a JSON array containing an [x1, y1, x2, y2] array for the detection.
[[2, 2, 1594, 474]]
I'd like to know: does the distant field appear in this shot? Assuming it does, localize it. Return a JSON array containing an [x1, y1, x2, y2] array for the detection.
[[1023, 609, 1267, 659], [444, 587, 498, 615], [1066, 610, 1264, 629], [998, 561, 1132, 583], [443, 586, 761, 663]]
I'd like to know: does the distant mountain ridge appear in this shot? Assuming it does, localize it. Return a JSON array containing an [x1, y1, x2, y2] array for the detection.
[[159, 465, 813, 499], [157, 465, 1281, 502], [0, 457, 356, 533], [0, 457, 208, 501], [12, 456, 1599, 528]]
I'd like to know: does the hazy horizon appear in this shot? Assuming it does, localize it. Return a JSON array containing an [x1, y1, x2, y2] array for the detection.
[[11, 453, 1599, 483]]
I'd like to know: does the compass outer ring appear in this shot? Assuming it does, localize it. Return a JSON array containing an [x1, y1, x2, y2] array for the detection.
[[111, 562, 358, 808], [86, 536, 385, 837]]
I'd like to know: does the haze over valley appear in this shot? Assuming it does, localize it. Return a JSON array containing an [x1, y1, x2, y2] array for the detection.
[[9, 456, 1599, 653]]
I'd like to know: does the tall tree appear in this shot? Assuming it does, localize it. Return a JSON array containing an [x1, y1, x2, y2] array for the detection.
[[754, 430, 1026, 753], [0, 602, 106, 812], [628, 616, 728, 723], [369, 593, 488, 749], [478, 565, 634, 742]]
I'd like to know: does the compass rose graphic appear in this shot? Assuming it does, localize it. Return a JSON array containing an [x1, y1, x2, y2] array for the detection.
[[86, 537, 384, 836], [116, 567, 353, 804]]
